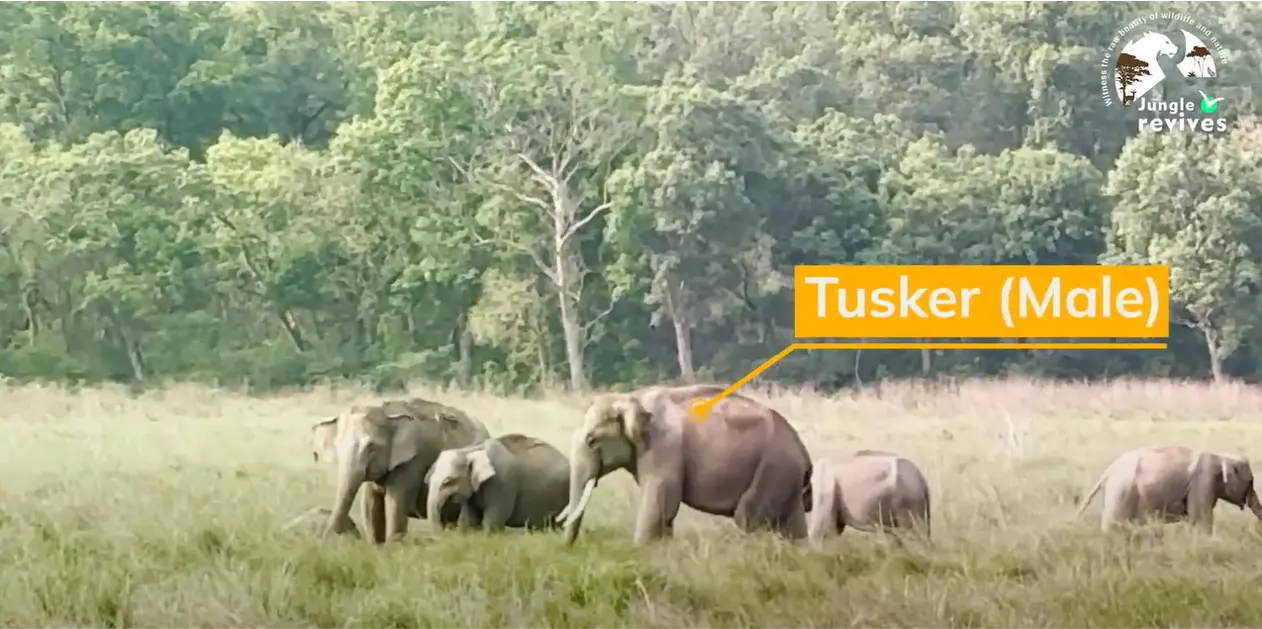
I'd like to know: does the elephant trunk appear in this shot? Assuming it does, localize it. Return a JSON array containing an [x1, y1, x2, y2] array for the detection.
[[426, 481, 453, 532], [324, 450, 366, 537], [1247, 487, 1262, 521], [561, 446, 601, 546]]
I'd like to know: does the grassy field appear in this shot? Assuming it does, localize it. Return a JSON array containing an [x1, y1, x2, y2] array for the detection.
[[4, 378, 1262, 628]]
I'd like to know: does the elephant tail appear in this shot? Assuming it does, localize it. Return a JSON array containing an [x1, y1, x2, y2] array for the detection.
[[920, 484, 931, 540], [1075, 469, 1109, 518], [802, 462, 814, 513]]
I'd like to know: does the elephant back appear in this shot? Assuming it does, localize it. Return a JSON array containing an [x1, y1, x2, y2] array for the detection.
[[380, 397, 488, 449], [496, 433, 553, 454]]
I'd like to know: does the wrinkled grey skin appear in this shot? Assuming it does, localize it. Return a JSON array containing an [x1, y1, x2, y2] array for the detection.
[[807, 449, 931, 546], [311, 397, 491, 543], [557, 384, 813, 546], [425, 434, 570, 532], [1076, 445, 1262, 532]]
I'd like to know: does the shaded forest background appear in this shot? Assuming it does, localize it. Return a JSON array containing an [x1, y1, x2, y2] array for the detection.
[[2, 1, 1262, 394]]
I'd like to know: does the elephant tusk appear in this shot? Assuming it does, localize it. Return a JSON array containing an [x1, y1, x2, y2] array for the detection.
[[556, 504, 571, 523], [562, 479, 597, 526]]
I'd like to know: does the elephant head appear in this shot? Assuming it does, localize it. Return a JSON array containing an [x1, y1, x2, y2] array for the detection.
[[424, 444, 496, 529], [1217, 455, 1262, 518], [559, 394, 645, 545], [310, 401, 427, 535]]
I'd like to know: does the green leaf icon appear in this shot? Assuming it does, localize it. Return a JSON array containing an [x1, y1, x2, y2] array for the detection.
[[1199, 91, 1223, 114]]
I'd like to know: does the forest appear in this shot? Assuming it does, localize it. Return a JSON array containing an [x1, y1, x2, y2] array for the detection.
[[2, 1, 1262, 393]]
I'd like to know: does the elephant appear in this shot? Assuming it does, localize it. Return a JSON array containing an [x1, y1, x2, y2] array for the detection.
[[310, 397, 491, 543], [556, 384, 814, 546], [424, 433, 570, 532], [807, 449, 931, 546], [1075, 445, 1262, 532]]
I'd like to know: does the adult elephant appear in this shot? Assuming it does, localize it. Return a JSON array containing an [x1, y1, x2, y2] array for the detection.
[[311, 397, 491, 543], [1076, 444, 1262, 532], [557, 384, 813, 546]]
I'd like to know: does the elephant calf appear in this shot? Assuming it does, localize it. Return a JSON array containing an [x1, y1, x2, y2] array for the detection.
[[425, 433, 570, 532], [1076, 445, 1262, 532], [807, 449, 931, 545]]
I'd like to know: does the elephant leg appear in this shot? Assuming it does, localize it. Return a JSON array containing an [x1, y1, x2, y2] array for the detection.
[[633, 476, 682, 545], [480, 499, 513, 532], [1100, 483, 1134, 531], [895, 506, 927, 538], [735, 457, 798, 535], [807, 476, 840, 547], [361, 484, 386, 544], [777, 500, 808, 544], [477, 483, 516, 532], [384, 472, 424, 541], [457, 503, 482, 531], [1187, 479, 1216, 534]]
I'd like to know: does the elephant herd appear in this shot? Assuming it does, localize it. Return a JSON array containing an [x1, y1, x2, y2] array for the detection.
[[294, 384, 1262, 548]]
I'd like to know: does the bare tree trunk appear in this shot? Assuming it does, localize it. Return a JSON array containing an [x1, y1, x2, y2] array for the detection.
[[21, 287, 38, 344], [547, 180, 592, 392], [103, 304, 145, 383], [920, 346, 932, 376], [125, 337, 146, 384], [554, 243, 587, 391], [1202, 326, 1225, 383], [672, 317, 695, 382], [456, 324, 474, 387], [277, 309, 310, 352], [664, 278, 695, 381]]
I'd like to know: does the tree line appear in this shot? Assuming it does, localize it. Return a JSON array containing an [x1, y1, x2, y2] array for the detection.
[[2, 1, 1262, 394]]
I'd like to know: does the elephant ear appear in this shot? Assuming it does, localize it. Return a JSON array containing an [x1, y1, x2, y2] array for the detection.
[[311, 418, 338, 462], [1217, 455, 1254, 502], [467, 449, 497, 489], [618, 396, 651, 449], [383, 404, 425, 470], [380, 400, 414, 420]]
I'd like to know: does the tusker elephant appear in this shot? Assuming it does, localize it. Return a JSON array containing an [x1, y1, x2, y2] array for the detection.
[[556, 384, 814, 546], [310, 397, 491, 543], [807, 449, 931, 546], [424, 433, 570, 532], [1075, 445, 1262, 532]]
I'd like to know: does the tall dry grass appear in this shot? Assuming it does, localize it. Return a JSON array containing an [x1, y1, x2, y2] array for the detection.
[[2, 377, 1262, 627]]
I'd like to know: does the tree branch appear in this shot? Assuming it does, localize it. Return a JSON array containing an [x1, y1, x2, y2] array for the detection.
[[515, 152, 560, 193], [472, 233, 558, 285], [560, 200, 612, 247], [448, 155, 552, 212], [583, 293, 618, 336]]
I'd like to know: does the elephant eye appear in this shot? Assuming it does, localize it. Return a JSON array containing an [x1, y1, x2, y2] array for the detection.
[[585, 434, 598, 448]]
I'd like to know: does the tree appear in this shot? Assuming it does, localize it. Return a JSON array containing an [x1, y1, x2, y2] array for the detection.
[[1114, 53, 1151, 106], [1103, 125, 1262, 382], [1186, 45, 1212, 77]]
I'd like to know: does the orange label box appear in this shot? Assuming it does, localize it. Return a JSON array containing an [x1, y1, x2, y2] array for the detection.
[[793, 265, 1169, 340]]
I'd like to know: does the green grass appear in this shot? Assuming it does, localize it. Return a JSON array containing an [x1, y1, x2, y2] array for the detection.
[[4, 378, 1262, 627]]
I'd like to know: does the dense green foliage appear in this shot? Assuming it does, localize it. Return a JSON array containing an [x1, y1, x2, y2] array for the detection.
[[3, 1, 1262, 392]]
